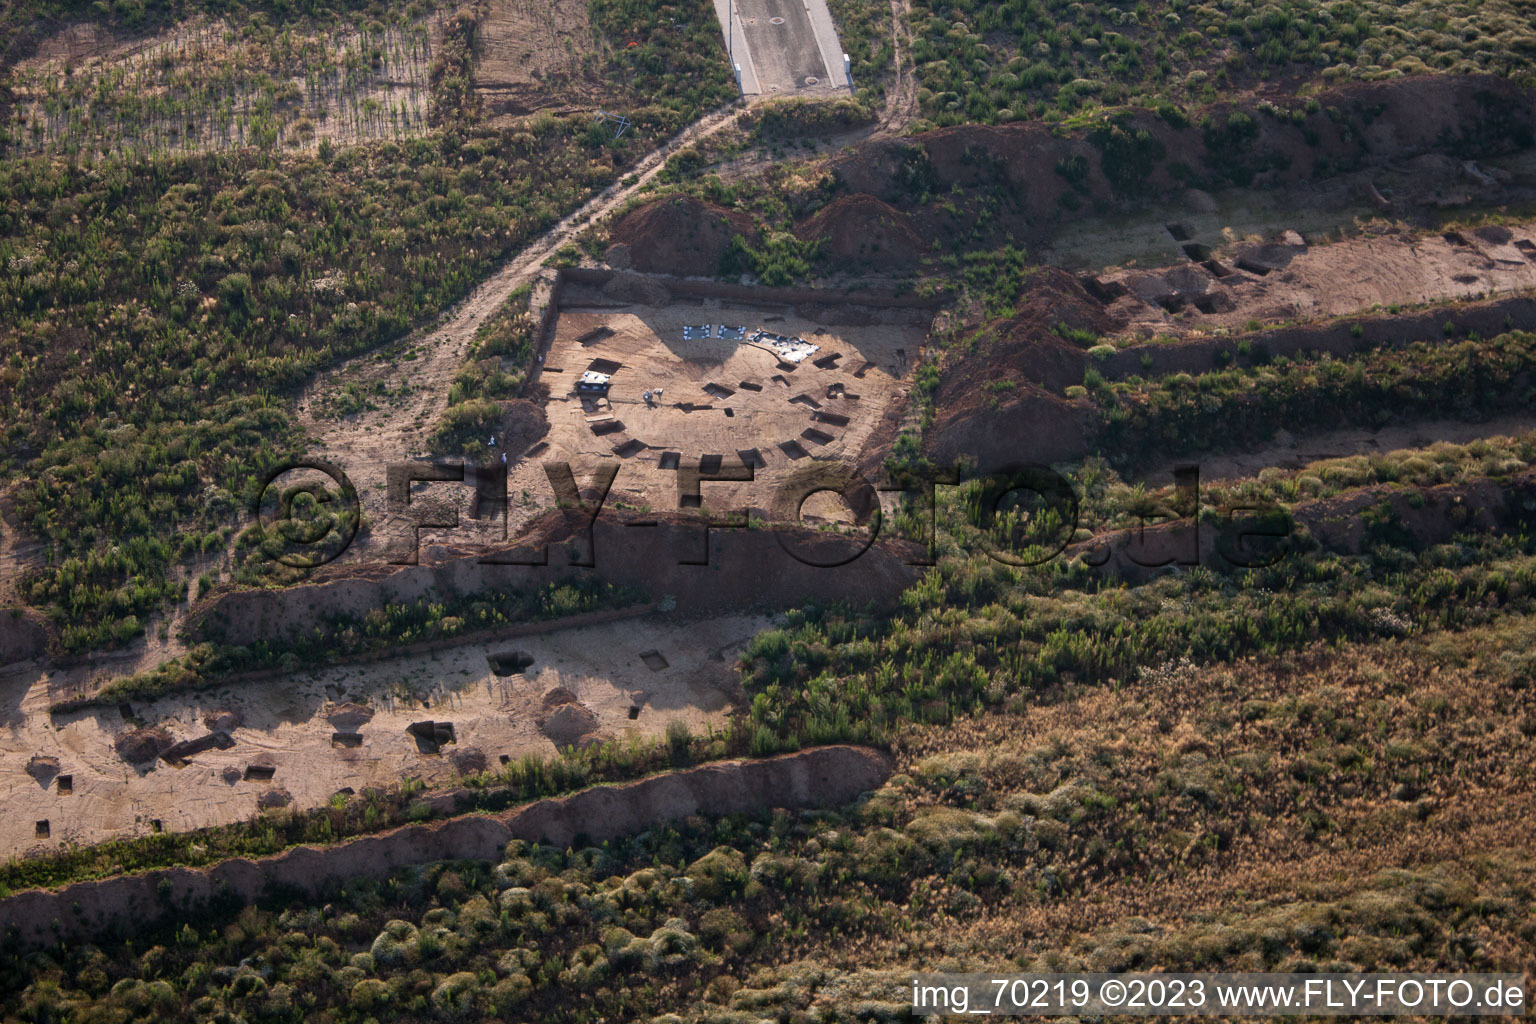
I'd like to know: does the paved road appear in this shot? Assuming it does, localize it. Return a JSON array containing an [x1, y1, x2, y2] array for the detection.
[[713, 0, 850, 98]]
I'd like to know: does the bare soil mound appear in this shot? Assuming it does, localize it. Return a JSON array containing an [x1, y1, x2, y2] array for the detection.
[[498, 398, 550, 456], [608, 197, 758, 278], [826, 75, 1536, 253], [795, 194, 925, 273], [926, 268, 1120, 469], [114, 727, 173, 766], [0, 607, 50, 666]]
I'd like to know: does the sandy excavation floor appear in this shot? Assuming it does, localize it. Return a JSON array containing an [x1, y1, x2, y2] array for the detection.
[[0, 612, 767, 858], [1092, 219, 1536, 340], [529, 298, 927, 516]]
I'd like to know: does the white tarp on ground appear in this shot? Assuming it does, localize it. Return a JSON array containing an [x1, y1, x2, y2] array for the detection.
[[748, 329, 820, 363]]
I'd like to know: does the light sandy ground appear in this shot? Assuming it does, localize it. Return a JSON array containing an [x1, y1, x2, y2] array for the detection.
[[1099, 220, 1536, 339], [1042, 150, 1536, 275], [0, 612, 766, 858], [532, 300, 925, 513]]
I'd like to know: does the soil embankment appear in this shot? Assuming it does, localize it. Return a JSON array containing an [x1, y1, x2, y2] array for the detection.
[[1077, 469, 1536, 582], [924, 281, 1536, 472], [0, 745, 892, 950], [0, 607, 50, 668], [190, 510, 921, 648], [827, 75, 1536, 251]]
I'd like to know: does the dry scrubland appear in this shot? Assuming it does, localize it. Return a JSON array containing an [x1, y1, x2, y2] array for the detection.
[[6, 14, 438, 157], [3, 622, 1533, 1020], [4, 0, 1536, 1017]]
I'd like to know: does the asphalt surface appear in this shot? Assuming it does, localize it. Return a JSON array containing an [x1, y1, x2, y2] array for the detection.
[[714, 0, 849, 97]]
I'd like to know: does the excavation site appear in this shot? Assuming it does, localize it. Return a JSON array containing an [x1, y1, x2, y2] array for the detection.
[[4, 2, 1536, 1018]]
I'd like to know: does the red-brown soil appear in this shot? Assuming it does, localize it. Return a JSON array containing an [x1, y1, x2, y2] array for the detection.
[[608, 196, 760, 278], [825, 75, 1536, 252], [794, 193, 925, 273], [924, 268, 1116, 468]]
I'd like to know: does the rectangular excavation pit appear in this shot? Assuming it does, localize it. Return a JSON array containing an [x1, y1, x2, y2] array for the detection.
[[577, 326, 615, 345], [776, 361, 800, 372], [640, 649, 670, 671], [737, 380, 764, 392], [35, 820, 49, 839], [613, 439, 647, 458], [1443, 231, 1470, 246], [789, 394, 822, 410], [699, 454, 724, 474], [331, 732, 364, 748], [586, 357, 623, 375], [1516, 240, 1536, 258], [628, 705, 641, 720], [407, 721, 456, 746], [488, 650, 536, 676], [1235, 257, 1271, 276], [56, 775, 72, 795], [723, 408, 734, 418], [1202, 259, 1234, 278], [1156, 294, 1188, 313], [737, 448, 765, 468], [853, 361, 875, 379], [527, 441, 549, 458], [675, 402, 712, 413], [658, 451, 681, 470], [778, 439, 810, 460], [1166, 222, 1192, 241], [812, 352, 844, 369], [771, 374, 791, 387], [1080, 276, 1129, 304], [151, 819, 163, 833], [590, 419, 625, 436], [815, 411, 851, 427], [703, 383, 735, 399], [801, 428, 835, 446], [244, 764, 276, 782], [1181, 242, 1212, 261]]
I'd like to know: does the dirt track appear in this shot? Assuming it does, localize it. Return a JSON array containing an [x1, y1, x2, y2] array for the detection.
[[298, 103, 751, 558]]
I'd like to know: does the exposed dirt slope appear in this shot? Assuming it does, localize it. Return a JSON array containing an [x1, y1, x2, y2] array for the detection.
[[0, 745, 892, 950], [794, 193, 924, 273], [607, 196, 759, 277], [189, 510, 922, 648], [297, 103, 748, 557], [826, 75, 1536, 252]]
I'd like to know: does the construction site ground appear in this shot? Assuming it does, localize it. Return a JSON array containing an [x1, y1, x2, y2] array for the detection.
[[531, 296, 928, 515], [0, 612, 764, 856]]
